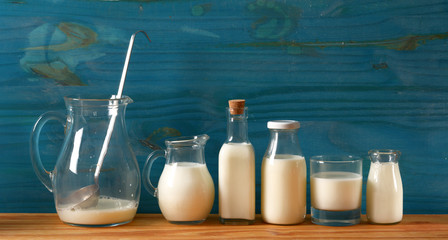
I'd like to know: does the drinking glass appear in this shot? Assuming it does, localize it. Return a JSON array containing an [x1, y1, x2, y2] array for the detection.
[[310, 155, 362, 226]]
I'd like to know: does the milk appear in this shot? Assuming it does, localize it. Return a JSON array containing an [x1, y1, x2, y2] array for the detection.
[[311, 171, 362, 211], [157, 162, 214, 222], [367, 162, 403, 224], [261, 155, 306, 225], [218, 142, 255, 220], [57, 197, 137, 225]]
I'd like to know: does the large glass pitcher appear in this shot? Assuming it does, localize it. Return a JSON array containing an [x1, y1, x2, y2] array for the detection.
[[30, 95, 140, 227], [143, 134, 215, 225]]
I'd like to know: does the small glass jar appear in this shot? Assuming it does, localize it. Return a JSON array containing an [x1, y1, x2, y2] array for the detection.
[[367, 149, 403, 224], [261, 120, 306, 225]]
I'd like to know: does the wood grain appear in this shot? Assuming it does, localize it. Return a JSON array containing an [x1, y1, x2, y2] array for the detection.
[[1, 0, 448, 214], [0, 214, 447, 239]]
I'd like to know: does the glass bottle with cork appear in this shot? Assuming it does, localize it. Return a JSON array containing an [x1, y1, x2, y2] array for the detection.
[[218, 99, 255, 225]]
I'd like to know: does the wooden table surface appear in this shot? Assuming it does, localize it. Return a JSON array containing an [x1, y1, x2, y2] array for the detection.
[[1, 214, 447, 239]]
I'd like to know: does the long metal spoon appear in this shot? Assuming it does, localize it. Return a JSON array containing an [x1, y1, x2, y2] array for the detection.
[[61, 30, 151, 209]]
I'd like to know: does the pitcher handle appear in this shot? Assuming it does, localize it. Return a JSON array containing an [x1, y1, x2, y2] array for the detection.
[[29, 111, 66, 192], [142, 150, 165, 198]]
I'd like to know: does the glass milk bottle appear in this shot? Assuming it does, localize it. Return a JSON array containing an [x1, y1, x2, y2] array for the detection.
[[218, 99, 255, 225], [367, 149, 403, 224], [261, 120, 306, 225]]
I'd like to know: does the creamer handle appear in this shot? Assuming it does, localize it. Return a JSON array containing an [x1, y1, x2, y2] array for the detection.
[[142, 150, 165, 198]]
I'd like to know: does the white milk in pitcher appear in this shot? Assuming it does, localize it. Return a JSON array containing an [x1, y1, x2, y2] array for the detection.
[[261, 155, 306, 224], [219, 142, 255, 220], [157, 162, 215, 223], [311, 171, 362, 211], [367, 162, 403, 224], [57, 197, 137, 225]]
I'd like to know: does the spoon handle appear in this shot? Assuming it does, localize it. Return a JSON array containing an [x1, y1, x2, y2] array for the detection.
[[94, 108, 117, 181], [95, 30, 151, 182], [116, 30, 152, 98]]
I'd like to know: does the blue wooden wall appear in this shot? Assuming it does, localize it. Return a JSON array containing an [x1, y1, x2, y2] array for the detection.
[[1, 0, 448, 214]]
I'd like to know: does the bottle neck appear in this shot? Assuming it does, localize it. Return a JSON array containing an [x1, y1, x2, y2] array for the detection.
[[266, 129, 302, 157], [369, 150, 400, 164], [226, 108, 249, 143]]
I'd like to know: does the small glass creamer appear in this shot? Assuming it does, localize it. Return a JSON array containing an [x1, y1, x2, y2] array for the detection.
[[143, 134, 214, 225]]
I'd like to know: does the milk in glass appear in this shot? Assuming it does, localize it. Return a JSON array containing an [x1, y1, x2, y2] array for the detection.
[[57, 197, 137, 225], [311, 171, 362, 211], [219, 143, 255, 221], [262, 155, 306, 224], [158, 162, 215, 222]]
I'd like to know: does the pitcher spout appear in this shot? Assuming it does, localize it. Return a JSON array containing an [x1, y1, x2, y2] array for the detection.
[[165, 134, 209, 148]]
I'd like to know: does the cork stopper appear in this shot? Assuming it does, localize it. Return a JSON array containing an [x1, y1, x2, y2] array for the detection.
[[228, 99, 245, 115]]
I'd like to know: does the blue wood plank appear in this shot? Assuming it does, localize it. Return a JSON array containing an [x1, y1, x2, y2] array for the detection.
[[0, 0, 448, 214]]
